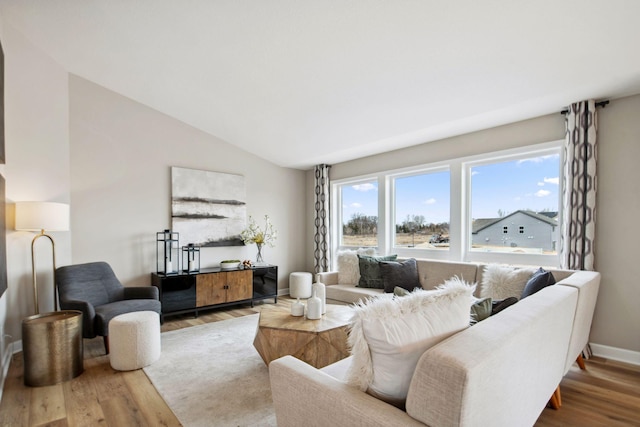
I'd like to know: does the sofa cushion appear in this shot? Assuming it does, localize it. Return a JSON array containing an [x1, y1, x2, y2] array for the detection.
[[320, 356, 352, 382], [325, 284, 383, 305], [337, 248, 376, 285], [357, 254, 397, 288], [346, 280, 473, 407], [413, 259, 479, 292], [380, 258, 421, 293], [480, 264, 537, 300], [521, 267, 556, 299]]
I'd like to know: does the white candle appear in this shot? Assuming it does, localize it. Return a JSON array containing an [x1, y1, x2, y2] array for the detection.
[[166, 260, 173, 273]]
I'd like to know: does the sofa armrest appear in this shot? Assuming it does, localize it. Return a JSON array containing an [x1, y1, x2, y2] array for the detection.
[[556, 270, 601, 373], [123, 286, 159, 300], [317, 271, 339, 286], [270, 356, 423, 427], [406, 285, 578, 427]]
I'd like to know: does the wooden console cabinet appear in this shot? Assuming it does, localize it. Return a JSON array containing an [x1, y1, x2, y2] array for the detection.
[[151, 265, 278, 320], [195, 270, 252, 307]]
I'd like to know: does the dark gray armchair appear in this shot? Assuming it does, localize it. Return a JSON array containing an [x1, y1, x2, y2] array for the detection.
[[55, 261, 161, 353]]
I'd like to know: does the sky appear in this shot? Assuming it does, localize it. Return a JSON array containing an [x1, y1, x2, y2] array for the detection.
[[471, 154, 560, 220], [341, 154, 560, 225]]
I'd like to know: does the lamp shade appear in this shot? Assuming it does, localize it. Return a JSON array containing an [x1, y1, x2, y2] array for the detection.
[[15, 202, 70, 232]]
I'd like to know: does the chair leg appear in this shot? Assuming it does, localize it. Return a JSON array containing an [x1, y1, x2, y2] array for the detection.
[[576, 354, 586, 370], [103, 335, 110, 354], [548, 386, 562, 409]]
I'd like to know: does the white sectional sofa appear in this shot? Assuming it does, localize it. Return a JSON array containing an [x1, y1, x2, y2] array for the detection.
[[270, 258, 600, 427]]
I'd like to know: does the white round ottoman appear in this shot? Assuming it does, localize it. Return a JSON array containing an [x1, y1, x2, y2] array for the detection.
[[109, 311, 161, 371], [289, 272, 313, 298]]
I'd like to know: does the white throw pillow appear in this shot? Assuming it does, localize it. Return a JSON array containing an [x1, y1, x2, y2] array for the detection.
[[346, 280, 474, 407], [480, 264, 537, 300], [337, 248, 375, 285]]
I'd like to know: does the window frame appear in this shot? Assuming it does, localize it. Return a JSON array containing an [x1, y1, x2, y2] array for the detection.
[[462, 141, 563, 266], [388, 165, 452, 258], [330, 140, 564, 269], [332, 175, 382, 253]]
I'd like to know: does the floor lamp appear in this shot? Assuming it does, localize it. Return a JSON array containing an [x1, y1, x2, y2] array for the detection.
[[15, 202, 70, 314]]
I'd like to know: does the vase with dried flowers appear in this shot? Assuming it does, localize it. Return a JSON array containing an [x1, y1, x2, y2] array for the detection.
[[241, 215, 277, 265]]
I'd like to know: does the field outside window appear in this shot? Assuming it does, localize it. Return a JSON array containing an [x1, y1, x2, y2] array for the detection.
[[393, 170, 450, 250], [339, 179, 378, 248]]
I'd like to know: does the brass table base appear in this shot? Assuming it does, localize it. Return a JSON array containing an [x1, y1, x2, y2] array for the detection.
[[22, 310, 84, 387]]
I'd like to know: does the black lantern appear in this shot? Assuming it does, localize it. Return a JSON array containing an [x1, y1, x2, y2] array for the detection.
[[182, 243, 200, 274], [157, 229, 179, 275]]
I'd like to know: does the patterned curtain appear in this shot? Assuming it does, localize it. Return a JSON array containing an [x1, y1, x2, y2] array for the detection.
[[560, 100, 597, 271], [314, 164, 331, 273]]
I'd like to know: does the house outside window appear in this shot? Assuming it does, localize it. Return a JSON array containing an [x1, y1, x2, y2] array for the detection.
[[469, 148, 561, 258]]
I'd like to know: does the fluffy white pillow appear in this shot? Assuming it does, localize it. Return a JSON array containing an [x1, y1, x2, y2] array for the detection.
[[346, 279, 474, 407], [337, 248, 375, 285], [480, 264, 537, 300]]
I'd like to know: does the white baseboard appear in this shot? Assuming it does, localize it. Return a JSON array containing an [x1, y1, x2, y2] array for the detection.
[[590, 343, 640, 366]]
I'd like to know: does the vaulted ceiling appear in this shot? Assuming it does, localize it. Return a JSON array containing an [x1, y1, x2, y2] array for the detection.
[[2, 1, 640, 169]]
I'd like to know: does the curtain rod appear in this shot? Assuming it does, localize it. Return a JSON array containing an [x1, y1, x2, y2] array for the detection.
[[560, 100, 609, 115]]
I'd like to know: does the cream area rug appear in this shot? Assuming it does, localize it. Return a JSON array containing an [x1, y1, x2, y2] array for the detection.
[[143, 314, 276, 427]]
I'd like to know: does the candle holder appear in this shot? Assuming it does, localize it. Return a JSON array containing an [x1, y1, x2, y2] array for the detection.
[[182, 243, 200, 274], [156, 229, 179, 275]]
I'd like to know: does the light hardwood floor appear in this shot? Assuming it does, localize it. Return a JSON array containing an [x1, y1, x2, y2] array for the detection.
[[1, 297, 639, 426]]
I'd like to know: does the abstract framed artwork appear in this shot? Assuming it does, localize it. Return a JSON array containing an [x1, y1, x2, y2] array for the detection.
[[171, 167, 246, 247]]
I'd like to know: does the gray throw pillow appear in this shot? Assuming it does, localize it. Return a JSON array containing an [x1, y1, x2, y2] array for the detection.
[[521, 267, 556, 299], [379, 258, 421, 293], [491, 297, 519, 315], [393, 286, 412, 297], [470, 297, 492, 324], [357, 254, 398, 288]]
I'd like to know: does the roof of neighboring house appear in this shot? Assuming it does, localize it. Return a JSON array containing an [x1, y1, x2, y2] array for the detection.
[[537, 211, 558, 219], [472, 210, 558, 234]]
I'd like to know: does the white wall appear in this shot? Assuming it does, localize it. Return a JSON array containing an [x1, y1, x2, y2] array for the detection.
[[0, 22, 72, 379], [311, 97, 640, 359], [592, 95, 640, 356], [69, 76, 307, 288]]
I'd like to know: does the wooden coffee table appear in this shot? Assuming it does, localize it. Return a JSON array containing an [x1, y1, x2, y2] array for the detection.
[[253, 304, 354, 368]]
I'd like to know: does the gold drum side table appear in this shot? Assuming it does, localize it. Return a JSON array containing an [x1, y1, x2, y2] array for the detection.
[[22, 310, 84, 387]]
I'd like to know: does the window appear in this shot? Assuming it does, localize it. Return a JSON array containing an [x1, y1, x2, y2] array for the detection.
[[393, 170, 450, 250], [469, 152, 560, 255], [331, 140, 563, 267], [336, 179, 379, 248]]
